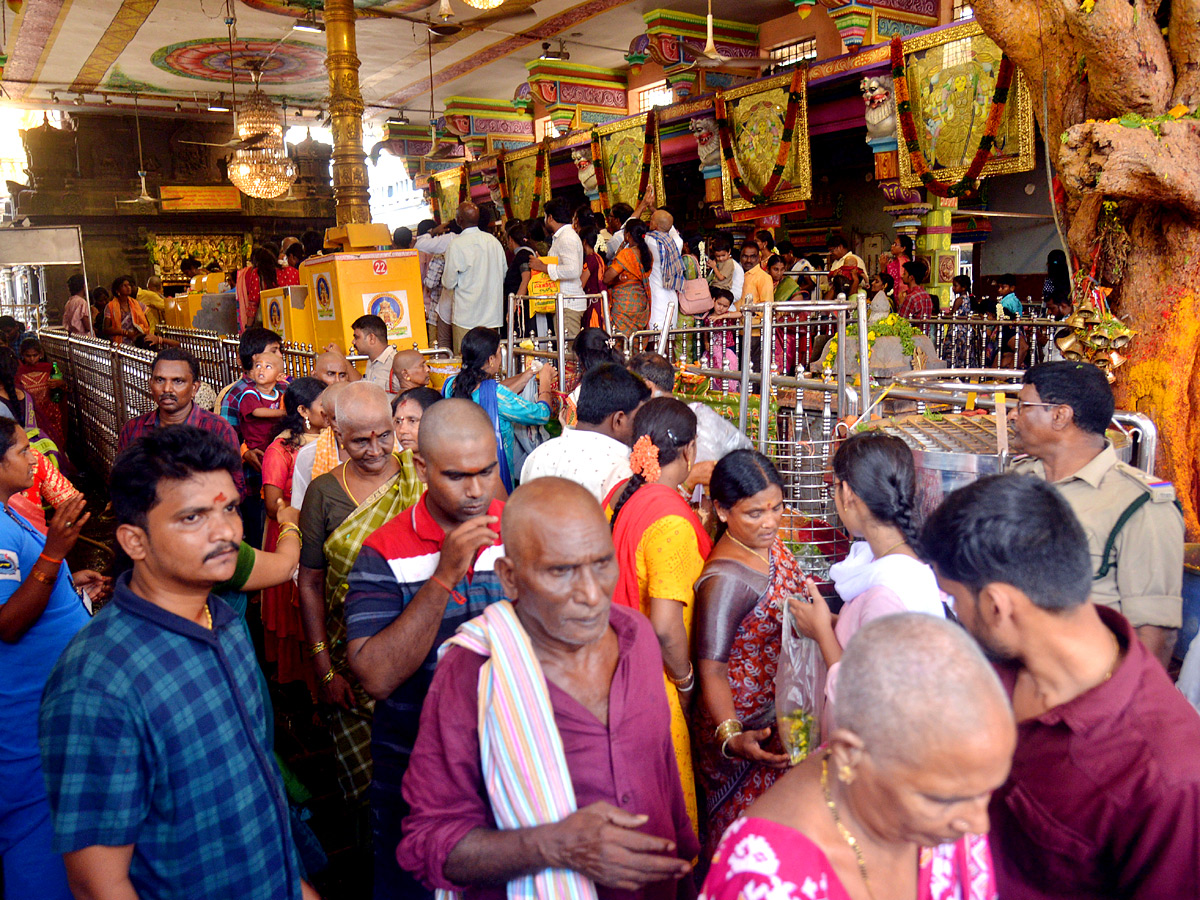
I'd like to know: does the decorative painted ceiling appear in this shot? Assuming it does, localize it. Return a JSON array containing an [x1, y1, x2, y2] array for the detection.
[[0, 0, 793, 123]]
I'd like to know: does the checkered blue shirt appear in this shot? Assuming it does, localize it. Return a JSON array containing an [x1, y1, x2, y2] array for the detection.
[[39, 575, 302, 900]]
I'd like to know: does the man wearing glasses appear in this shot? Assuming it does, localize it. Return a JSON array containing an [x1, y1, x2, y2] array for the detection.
[[1010, 361, 1184, 667]]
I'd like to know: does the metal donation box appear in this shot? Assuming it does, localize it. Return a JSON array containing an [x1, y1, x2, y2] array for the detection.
[[297, 224, 426, 355], [259, 285, 316, 347]]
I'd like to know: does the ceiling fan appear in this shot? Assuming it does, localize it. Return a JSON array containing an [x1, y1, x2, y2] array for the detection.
[[679, 0, 772, 70], [178, 132, 270, 150], [358, 0, 537, 40], [115, 93, 159, 208]]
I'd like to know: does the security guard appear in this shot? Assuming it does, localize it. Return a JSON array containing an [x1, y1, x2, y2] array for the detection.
[[1010, 361, 1184, 667]]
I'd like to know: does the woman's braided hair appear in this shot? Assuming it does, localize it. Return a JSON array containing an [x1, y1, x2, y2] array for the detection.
[[609, 397, 696, 527], [832, 431, 923, 553]]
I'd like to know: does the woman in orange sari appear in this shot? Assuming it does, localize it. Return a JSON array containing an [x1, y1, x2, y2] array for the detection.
[[602, 218, 652, 336], [605, 397, 712, 833], [102, 275, 151, 344]]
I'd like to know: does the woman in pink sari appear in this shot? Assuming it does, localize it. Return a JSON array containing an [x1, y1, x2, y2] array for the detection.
[[701, 614, 1016, 900]]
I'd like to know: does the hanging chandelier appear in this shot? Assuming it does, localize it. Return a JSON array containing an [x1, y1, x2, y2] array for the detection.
[[461, 0, 506, 9], [227, 86, 296, 200]]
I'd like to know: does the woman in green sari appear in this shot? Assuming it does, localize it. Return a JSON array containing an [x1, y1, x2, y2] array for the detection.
[[297, 383, 423, 817], [767, 254, 806, 375]]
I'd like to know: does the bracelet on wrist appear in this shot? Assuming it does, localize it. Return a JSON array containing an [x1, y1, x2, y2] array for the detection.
[[38, 551, 62, 566], [321, 669, 336, 684], [721, 734, 738, 759], [667, 663, 694, 690], [307, 641, 328, 657], [30, 568, 56, 586], [714, 718, 743, 744]]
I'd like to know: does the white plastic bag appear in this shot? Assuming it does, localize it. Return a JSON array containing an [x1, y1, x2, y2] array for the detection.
[[775, 596, 828, 764], [688, 401, 752, 463]]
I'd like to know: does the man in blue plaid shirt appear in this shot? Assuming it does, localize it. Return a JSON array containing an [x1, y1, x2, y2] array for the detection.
[[39, 426, 316, 900]]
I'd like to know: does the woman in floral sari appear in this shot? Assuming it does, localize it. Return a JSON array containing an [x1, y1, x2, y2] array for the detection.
[[18, 338, 65, 449], [602, 218, 652, 335], [701, 614, 1015, 900], [694, 450, 796, 857]]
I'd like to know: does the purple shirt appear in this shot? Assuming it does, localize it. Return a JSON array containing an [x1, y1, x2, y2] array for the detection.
[[398, 603, 699, 899], [117, 403, 246, 498], [989, 605, 1200, 899]]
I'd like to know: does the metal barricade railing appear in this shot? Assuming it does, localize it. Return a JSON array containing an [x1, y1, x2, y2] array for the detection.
[[910, 316, 1065, 369], [503, 291, 613, 393], [156, 326, 238, 387], [115, 343, 157, 425]]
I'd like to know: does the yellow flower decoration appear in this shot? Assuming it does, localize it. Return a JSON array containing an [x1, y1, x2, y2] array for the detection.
[[1080, 0, 1094, 12]]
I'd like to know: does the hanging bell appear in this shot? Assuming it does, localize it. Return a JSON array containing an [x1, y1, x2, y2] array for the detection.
[[1064, 313, 1088, 330], [1056, 332, 1081, 357], [1108, 349, 1127, 369]]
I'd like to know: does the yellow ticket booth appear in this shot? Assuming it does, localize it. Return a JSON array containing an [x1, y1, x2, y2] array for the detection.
[[297, 223, 427, 355], [260, 286, 316, 347]]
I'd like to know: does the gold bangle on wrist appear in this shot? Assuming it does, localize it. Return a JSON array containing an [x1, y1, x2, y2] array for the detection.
[[307, 641, 328, 657], [667, 663, 694, 690], [714, 718, 743, 745], [321, 669, 336, 684]]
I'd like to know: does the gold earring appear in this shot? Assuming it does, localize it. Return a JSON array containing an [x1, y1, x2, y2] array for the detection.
[[838, 764, 854, 784]]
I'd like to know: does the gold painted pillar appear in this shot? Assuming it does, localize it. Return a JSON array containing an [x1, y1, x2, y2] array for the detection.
[[324, 0, 371, 225]]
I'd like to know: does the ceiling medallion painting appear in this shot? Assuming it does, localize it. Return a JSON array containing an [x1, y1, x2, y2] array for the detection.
[[240, 0, 438, 15], [151, 38, 327, 83]]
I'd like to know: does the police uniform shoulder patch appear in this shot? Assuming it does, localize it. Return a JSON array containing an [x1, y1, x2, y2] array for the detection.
[[0, 548, 20, 580], [1113, 462, 1176, 503]]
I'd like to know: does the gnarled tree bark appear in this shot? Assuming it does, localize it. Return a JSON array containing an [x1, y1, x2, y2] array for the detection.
[[974, 0, 1200, 538]]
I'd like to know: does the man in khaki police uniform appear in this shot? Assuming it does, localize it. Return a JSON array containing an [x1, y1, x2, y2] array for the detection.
[[1010, 361, 1184, 667]]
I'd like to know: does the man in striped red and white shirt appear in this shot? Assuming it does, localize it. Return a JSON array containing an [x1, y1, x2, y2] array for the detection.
[[345, 398, 506, 900]]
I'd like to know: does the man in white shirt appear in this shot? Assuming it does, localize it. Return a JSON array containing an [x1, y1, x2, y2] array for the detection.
[[441, 202, 507, 352], [415, 219, 454, 348], [520, 363, 650, 501], [646, 209, 684, 331], [529, 197, 586, 340], [352, 314, 398, 394]]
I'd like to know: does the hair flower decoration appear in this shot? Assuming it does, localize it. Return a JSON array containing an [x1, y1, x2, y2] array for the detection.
[[629, 434, 662, 482]]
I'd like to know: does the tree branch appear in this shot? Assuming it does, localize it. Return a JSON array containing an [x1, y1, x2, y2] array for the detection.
[[1058, 120, 1200, 216], [1170, 0, 1200, 107], [1061, 0, 1172, 117]]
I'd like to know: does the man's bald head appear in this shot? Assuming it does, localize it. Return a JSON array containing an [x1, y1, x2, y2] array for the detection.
[[502, 478, 609, 567], [835, 613, 1014, 767], [498, 478, 619, 649], [314, 351, 351, 385], [416, 397, 493, 461], [318, 381, 350, 426], [335, 381, 392, 428], [456, 202, 480, 228], [650, 209, 673, 233]]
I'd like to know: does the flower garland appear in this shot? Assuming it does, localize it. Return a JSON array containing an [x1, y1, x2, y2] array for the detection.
[[529, 137, 549, 220], [589, 129, 611, 219], [821, 313, 917, 372], [636, 110, 657, 202], [891, 34, 1014, 199], [714, 69, 804, 206], [458, 162, 471, 205], [494, 151, 514, 221]]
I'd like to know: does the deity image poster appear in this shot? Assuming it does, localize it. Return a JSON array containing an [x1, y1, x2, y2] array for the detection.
[[315, 275, 335, 321], [363, 291, 412, 341]]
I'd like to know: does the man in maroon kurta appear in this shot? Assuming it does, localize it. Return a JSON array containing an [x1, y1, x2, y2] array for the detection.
[[923, 474, 1200, 900], [398, 478, 698, 898]]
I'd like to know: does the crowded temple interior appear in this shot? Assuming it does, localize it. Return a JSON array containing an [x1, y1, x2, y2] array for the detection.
[[1, 0, 1198, 898]]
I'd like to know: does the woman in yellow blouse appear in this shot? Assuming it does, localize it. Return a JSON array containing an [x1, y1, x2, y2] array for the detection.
[[604, 397, 712, 832]]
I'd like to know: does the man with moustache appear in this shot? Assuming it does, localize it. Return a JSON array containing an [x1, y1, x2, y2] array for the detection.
[[39, 427, 318, 900], [345, 398, 507, 899], [397, 477, 698, 898], [117, 347, 244, 496]]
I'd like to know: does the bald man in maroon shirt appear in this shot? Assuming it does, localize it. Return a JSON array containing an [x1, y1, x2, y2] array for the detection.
[[923, 474, 1200, 900]]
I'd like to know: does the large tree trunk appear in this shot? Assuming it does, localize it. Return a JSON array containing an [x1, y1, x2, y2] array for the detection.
[[973, 0, 1200, 537]]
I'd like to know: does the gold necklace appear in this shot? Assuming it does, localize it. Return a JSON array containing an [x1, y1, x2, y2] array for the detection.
[[202, 602, 213, 631], [726, 533, 769, 566], [877, 537, 908, 558], [822, 753, 876, 900], [337, 464, 360, 507]]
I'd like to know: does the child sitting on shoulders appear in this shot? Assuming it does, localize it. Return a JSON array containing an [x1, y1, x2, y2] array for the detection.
[[237, 350, 287, 454]]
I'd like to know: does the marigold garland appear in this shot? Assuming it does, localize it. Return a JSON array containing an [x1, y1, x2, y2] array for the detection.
[[891, 34, 1014, 199], [637, 110, 657, 202], [495, 151, 514, 221], [714, 69, 805, 206], [589, 129, 611, 219]]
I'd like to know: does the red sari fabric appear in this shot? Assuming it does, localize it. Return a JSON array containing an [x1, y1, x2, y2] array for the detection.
[[260, 435, 314, 691], [604, 480, 712, 612], [701, 816, 998, 900], [18, 363, 64, 449], [694, 536, 806, 857]]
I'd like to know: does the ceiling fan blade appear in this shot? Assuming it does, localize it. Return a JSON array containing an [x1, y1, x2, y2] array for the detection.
[[179, 133, 269, 150]]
